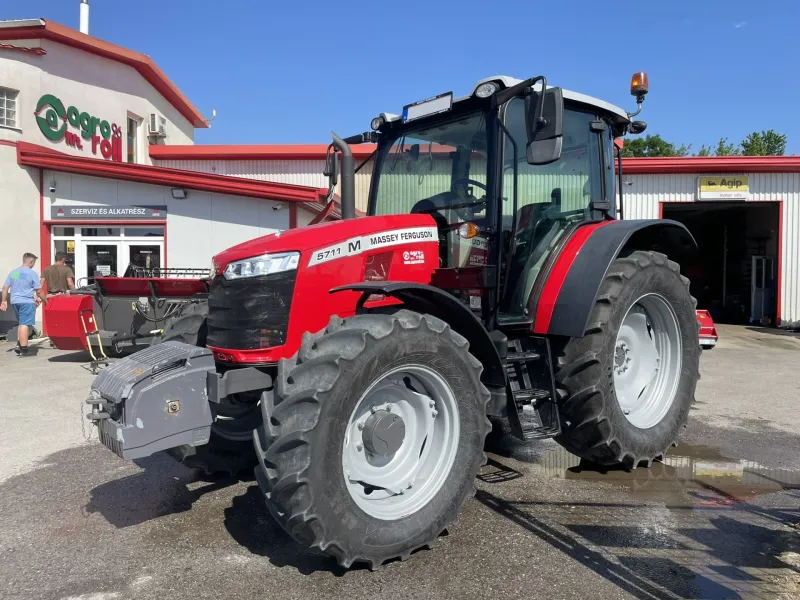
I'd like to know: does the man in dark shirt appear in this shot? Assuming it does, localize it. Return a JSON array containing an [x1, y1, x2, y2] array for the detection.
[[41, 252, 75, 294]]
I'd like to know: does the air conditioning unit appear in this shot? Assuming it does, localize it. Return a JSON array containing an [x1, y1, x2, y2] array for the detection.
[[148, 113, 167, 137]]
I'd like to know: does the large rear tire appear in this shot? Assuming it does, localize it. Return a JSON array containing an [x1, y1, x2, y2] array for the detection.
[[155, 302, 259, 476], [554, 250, 700, 467], [253, 310, 491, 569]]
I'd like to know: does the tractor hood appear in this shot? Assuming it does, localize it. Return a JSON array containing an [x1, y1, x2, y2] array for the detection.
[[212, 214, 439, 272]]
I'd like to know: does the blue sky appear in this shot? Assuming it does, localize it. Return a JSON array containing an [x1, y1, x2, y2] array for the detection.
[[6, 0, 799, 152]]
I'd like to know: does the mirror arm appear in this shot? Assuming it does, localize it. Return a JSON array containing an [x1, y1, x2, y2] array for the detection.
[[493, 75, 547, 110], [343, 131, 379, 145]]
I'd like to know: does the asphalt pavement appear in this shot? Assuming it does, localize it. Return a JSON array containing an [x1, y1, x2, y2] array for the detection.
[[0, 325, 798, 600]]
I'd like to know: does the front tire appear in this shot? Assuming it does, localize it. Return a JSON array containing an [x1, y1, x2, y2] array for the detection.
[[554, 250, 700, 467], [253, 310, 491, 569]]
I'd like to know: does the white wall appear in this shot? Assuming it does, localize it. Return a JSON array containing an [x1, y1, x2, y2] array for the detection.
[[621, 172, 800, 325], [0, 39, 195, 161], [45, 171, 290, 268], [155, 157, 378, 214], [296, 207, 316, 228], [0, 146, 41, 333]]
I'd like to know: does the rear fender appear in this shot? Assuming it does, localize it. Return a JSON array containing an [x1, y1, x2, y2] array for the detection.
[[330, 281, 506, 387], [532, 219, 697, 338]]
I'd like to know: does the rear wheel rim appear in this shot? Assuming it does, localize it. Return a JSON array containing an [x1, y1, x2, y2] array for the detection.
[[342, 364, 459, 521], [613, 293, 682, 429]]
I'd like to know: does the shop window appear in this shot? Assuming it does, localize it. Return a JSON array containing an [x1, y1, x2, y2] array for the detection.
[[82, 227, 121, 237], [53, 240, 76, 270], [127, 116, 139, 163], [0, 87, 19, 128], [52, 227, 75, 236], [124, 227, 165, 237]]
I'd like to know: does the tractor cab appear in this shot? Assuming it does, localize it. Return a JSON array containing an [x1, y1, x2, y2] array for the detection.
[[357, 75, 642, 326]]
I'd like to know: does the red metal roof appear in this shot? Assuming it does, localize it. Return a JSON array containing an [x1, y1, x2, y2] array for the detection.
[[0, 20, 208, 128], [621, 156, 800, 174], [16, 142, 329, 203]]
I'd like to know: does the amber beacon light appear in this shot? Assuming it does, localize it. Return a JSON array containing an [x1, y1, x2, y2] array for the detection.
[[630, 72, 649, 99]]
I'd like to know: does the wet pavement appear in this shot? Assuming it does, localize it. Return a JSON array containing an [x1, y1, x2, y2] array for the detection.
[[1, 327, 799, 600]]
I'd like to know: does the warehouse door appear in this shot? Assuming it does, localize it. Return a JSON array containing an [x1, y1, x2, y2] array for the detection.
[[662, 202, 780, 325]]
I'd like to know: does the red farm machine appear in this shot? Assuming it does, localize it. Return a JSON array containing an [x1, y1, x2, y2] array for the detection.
[[84, 73, 701, 568], [45, 268, 210, 372]]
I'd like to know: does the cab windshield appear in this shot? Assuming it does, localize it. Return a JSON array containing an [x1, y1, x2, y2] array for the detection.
[[371, 111, 491, 268]]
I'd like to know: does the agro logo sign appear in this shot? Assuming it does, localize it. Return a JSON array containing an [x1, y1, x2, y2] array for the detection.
[[35, 94, 123, 162]]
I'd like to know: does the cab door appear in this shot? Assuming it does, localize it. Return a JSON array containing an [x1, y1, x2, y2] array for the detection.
[[497, 98, 606, 323]]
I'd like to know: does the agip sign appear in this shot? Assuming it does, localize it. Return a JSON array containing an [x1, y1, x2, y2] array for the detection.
[[35, 94, 123, 162], [697, 175, 750, 200]]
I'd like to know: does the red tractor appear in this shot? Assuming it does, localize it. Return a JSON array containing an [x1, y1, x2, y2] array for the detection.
[[87, 73, 700, 568]]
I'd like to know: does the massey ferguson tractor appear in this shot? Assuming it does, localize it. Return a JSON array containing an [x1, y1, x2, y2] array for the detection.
[[86, 73, 700, 568]]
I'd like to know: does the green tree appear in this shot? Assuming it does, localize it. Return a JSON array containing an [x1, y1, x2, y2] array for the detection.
[[696, 145, 712, 157], [714, 138, 741, 156], [740, 130, 787, 156], [621, 134, 691, 158]]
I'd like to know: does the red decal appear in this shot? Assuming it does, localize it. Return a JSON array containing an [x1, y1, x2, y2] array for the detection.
[[533, 222, 609, 334]]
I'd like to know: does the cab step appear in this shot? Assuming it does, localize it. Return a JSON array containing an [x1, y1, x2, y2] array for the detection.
[[516, 403, 561, 440], [505, 351, 541, 363], [512, 388, 551, 404], [504, 337, 561, 441]]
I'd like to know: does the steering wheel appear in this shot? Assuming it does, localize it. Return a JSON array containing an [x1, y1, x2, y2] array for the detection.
[[449, 178, 488, 219], [411, 179, 488, 219], [454, 178, 487, 193]]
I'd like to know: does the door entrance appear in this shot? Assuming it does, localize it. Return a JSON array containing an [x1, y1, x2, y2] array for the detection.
[[52, 226, 165, 285], [85, 243, 120, 283], [126, 243, 162, 276], [661, 202, 779, 325]]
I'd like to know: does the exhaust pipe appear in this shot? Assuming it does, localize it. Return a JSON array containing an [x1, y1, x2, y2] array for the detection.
[[331, 132, 355, 220]]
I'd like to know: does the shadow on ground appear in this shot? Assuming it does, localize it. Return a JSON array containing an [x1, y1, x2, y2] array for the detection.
[[745, 326, 800, 339], [476, 451, 800, 600], [222, 484, 362, 576]]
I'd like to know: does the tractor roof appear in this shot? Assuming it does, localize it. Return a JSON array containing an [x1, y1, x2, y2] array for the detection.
[[379, 75, 630, 130], [473, 76, 630, 124]]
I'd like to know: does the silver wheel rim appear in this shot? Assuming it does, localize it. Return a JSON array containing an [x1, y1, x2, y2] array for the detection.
[[613, 293, 682, 429], [342, 364, 460, 521]]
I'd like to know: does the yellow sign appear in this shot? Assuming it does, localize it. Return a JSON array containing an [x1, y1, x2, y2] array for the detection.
[[66, 240, 75, 253], [698, 175, 749, 200]]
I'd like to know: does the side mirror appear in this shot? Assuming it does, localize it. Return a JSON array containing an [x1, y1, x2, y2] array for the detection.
[[323, 148, 339, 186], [525, 88, 564, 165], [408, 144, 420, 162]]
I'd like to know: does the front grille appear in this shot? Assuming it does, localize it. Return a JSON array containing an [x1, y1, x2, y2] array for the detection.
[[206, 273, 296, 350]]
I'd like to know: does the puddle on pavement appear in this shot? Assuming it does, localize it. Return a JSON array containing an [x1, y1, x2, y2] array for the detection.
[[479, 443, 800, 599], [482, 442, 800, 505]]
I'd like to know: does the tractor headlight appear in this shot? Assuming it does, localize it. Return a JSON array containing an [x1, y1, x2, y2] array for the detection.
[[223, 251, 300, 280]]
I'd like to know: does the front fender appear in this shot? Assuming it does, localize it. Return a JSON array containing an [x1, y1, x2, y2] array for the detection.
[[330, 281, 506, 387], [533, 219, 697, 338]]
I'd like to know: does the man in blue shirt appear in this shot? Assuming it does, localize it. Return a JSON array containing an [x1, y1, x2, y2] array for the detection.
[[1, 253, 47, 356]]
